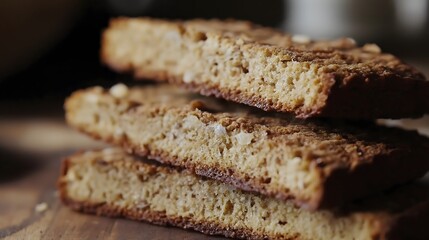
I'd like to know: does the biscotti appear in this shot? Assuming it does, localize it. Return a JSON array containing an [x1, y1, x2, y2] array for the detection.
[[59, 148, 429, 240], [101, 18, 429, 119], [64, 84, 429, 210]]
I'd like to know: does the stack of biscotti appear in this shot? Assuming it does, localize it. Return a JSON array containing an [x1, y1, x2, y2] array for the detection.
[[59, 18, 429, 239]]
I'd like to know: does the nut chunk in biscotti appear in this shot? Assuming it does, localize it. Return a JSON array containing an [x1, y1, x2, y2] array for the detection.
[[59, 148, 429, 240], [101, 17, 429, 119], [64, 84, 429, 210]]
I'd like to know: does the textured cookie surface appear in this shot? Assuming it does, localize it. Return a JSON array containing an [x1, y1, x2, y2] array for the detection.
[[59, 148, 429, 240], [101, 17, 429, 119], [65, 84, 429, 210]]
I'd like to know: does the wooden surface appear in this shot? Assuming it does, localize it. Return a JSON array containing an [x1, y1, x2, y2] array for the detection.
[[0, 98, 428, 240]]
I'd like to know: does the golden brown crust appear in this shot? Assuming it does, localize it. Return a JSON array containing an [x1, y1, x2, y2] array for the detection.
[[78, 126, 429, 210], [60, 197, 286, 240], [58, 150, 429, 240], [61, 196, 429, 240], [57, 151, 293, 240], [65, 85, 429, 210], [101, 17, 429, 119]]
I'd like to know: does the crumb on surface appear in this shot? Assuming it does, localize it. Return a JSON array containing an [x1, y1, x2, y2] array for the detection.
[[35, 202, 48, 213]]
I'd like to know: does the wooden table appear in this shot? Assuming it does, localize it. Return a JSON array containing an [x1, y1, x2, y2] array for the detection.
[[0, 96, 428, 239]]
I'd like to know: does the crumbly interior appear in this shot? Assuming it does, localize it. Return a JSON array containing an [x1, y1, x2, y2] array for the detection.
[[103, 19, 329, 116], [66, 85, 323, 208], [65, 84, 429, 210], [101, 18, 426, 118], [61, 149, 384, 240]]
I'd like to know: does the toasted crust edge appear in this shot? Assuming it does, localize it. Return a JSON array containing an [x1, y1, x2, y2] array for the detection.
[[131, 70, 426, 119], [100, 18, 428, 119], [69, 125, 316, 206], [58, 151, 429, 240], [59, 197, 279, 240], [58, 156, 294, 240], [67, 121, 429, 211]]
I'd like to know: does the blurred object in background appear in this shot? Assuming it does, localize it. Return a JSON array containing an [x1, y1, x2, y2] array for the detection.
[[0, 0, 85, 79], [284, 0, 429, 55], [285, 0, 396, 41], [395, 0, 428, 38], [380, 117, 429, 137]]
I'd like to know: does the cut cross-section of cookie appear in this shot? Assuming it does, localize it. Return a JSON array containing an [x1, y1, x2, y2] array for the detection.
[[101, 18, 429, 119], [59, 148, 429, 240], [65, 84, 429, 210]]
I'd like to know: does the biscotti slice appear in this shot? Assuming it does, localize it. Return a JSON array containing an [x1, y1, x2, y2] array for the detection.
[[65, 84, 429, 210], [101, 17, 429, 119], [59, 148, 429, 240]]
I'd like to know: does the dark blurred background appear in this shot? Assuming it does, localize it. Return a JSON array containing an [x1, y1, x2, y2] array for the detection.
[[1, 0, 429, 100]]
